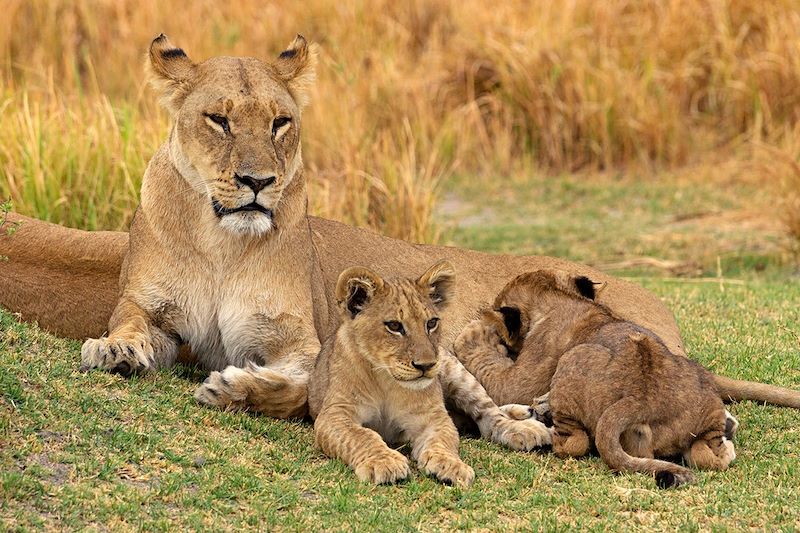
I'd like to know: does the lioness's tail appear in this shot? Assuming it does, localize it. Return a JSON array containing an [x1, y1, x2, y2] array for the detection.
[[595, 398, 695, 489], [0, 213, 126, 339], [714, 374, 800, 409]]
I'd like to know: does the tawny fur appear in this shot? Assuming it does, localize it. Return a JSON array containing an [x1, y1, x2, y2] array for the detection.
[[310, 262, 474, 487], [1, 36, 796, 421], [455, 270, 738, 487]]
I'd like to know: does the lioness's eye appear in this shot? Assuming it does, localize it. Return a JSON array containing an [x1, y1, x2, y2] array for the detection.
[[272, 116, 292, 135], [426, 318, 439, 333], [384, 321, 405, 335], [206, 114, 230, 134]]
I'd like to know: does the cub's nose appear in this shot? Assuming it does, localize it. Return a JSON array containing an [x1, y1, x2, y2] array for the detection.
[[411, 361, 436, 372], [235, 173, 276, 194]]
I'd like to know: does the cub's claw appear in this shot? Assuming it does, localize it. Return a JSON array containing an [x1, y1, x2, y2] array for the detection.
[[418, 451, 474, 488], [355, 449, 410, 485], [80, 336, 154, 377]]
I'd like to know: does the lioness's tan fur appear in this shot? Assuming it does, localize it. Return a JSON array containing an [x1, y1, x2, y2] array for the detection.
[[456, 271, 737, 488], [0, 35, 795, 417]]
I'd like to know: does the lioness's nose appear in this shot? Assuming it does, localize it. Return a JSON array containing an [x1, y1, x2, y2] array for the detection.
[[235, 173, 276, 194], [412, 361, 436, 372]]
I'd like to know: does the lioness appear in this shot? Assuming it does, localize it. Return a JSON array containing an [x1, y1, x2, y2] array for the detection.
[[455, 271, 737, 488], [1, 35, 797, 421], [310, 261, 543, 487]]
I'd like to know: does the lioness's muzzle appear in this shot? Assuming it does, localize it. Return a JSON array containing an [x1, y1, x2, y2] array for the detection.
[[211, 200, 273, 219]]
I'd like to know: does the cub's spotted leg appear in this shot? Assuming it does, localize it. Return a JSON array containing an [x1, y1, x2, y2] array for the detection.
[[315, 406, 410, 485], [80, 299, 178, 377], [194, 313, 319, 418], [437, 351, 552, 451]]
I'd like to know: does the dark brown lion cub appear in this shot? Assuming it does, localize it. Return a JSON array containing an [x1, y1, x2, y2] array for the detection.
[[454, 270, 736, 488]]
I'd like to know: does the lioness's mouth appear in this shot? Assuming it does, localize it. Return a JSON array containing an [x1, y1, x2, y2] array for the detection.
[[211, 200, 273, 219]]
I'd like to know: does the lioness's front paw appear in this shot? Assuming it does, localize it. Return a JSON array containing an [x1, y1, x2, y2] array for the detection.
[[80, 336, 154, 377], [490, 416, 553, 451], [194, 366, 249, 409], [354, 449, 410, 485], [418, 451, 474, 488]]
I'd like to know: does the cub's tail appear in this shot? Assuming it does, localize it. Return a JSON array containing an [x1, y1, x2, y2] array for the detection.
[[714, 374, 800, 409], [594, 397, 694, 489]]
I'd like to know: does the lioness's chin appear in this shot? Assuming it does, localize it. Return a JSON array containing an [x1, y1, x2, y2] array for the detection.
[[218, 212, 275, 236]]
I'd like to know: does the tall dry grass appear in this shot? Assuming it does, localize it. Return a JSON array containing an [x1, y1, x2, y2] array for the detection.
[[1, 0, 800, 241]]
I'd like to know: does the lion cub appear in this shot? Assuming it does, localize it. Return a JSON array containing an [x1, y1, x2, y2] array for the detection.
[[308, 261, 476, 487], [455, 270, 735, 488]]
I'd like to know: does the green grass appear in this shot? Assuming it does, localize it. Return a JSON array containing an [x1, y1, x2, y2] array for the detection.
[[2, 173, 800, 531]]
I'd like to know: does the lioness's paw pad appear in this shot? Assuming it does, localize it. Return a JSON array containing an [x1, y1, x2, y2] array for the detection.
[[355, 449, 410, 485], [80, 336, 154, 377], [420, 453, 474, 488], [492, 417, 553, 451]]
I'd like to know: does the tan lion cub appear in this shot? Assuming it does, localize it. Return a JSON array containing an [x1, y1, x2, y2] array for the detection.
[[455, 270, 736, 488], [308, 261, 476, 487]]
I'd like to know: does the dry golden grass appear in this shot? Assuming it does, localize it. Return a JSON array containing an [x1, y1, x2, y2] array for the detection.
[[1, 0, 800, 241]]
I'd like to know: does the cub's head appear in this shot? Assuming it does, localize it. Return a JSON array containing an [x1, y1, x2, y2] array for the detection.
[[334, 261, 456, 390], [147, 34, 318, 236], [486, 270, 602, 353]]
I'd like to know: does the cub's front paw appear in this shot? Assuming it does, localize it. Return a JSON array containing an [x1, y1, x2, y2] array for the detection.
[[355, 449, 410, 485], [490, 415, 553, 451], [498, 404, 535, 420], [418, 451, 475, 488], [80, 336, 154, 377]]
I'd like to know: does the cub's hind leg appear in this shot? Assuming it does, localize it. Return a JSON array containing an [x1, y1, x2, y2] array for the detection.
[[81, 299, 178, 377], [686, 424, 736, 471], [552, 415, 591, 458]]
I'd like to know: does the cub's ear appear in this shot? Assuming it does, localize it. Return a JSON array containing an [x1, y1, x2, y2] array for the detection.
[[147, 34, 197, 113], [335, 267, 384, 318], [274, 34, 318, 108], [416, 260, 456, 309], [554, 271, 602, 300]]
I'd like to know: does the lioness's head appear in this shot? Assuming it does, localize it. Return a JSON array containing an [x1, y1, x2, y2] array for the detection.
[[334, 261, 456, 390], [487, 270, 601, 352], [147, 34, 318, 235]]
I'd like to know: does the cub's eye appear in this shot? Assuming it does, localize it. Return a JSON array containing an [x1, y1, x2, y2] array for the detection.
[[384, 321, 405, 335], [426, 317, 440, 333], [272, 116, 292, 136], [206, 114, 230, 134]]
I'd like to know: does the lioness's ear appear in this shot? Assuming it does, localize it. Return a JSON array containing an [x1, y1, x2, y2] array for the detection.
[[147, 34, 197, 113], [336, 267, 384, 318], [417, 260, 456, 309], [274, 34, 318, 108]]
